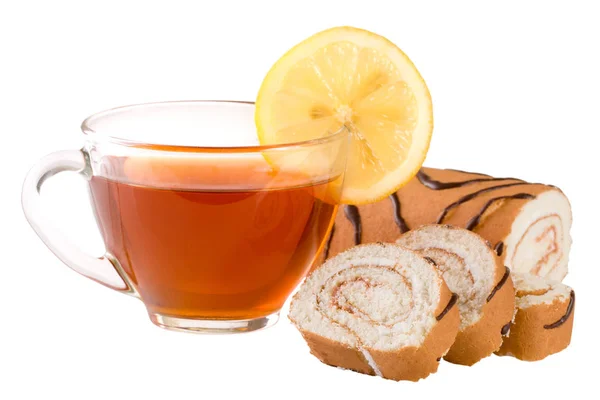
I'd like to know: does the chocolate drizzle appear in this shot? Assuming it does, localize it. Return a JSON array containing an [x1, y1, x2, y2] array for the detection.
[[436, 182, 536, 224], [465, 193, 536, 231], [323, 225, 336, 260], [501, 322, 512, 336], [423, 256, 437, 266], [389, 193, 410, 233], [486, 266, 510, 302], [417, 169, 521, 190], [331, 169, 543, 261], [544, 290, 575, 329], [344, 205, 362, 245], [494, 242, 504, 257], [436, 293, 458, 321]]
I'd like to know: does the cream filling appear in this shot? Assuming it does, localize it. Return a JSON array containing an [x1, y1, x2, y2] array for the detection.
[[290, 245, 442, 352], [504, 190, 572, 281], [512, 272, 572, 308]]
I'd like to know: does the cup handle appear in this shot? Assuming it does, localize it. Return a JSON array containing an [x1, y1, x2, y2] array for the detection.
[[22, 149, 134, 295]]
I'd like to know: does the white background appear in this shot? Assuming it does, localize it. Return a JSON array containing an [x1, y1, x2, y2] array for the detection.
[[2, 1, 599, 399]]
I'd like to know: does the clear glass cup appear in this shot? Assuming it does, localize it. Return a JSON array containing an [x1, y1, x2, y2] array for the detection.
[[22, 101, 348, 333]]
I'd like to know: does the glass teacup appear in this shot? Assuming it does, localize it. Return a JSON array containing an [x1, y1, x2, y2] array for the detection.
[[22, 101, 348, 333]]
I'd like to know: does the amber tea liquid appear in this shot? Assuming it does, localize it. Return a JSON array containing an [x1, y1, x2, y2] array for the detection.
[[89, 157, 337, 319]]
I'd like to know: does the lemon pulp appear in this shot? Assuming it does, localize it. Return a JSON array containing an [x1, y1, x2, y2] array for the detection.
[[256, 27, 433, 204]]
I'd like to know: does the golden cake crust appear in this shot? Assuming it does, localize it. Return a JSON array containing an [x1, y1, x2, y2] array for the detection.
[[320, 167, 571, 281], [298, 330, 375, 376]]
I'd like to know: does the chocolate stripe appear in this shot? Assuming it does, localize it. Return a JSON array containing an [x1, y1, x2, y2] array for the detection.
[[465, 193, 536, 231], [544, 290, 575, 329], [417, 170, 521, 190], [323, 225, 336, 260], [344, 205, 362, 245], [436, 293, 458, 321], [487, 266, 510, 302], [494, 241, 504, 256], [389, 193, 409, 233], [423, 256, 437, 266], [501, 322, 512, 336], [436, 182, 537, 224]]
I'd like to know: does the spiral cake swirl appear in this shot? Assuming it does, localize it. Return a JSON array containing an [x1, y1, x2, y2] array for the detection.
[[289, 243, 459, 381], [397, 225, 516, 365]]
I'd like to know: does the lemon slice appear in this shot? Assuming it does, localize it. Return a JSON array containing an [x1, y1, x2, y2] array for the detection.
[[255, 26, 433, 204]]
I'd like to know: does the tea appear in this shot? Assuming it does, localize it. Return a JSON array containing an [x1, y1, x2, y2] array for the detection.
[[89, 157, 338, 320]]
